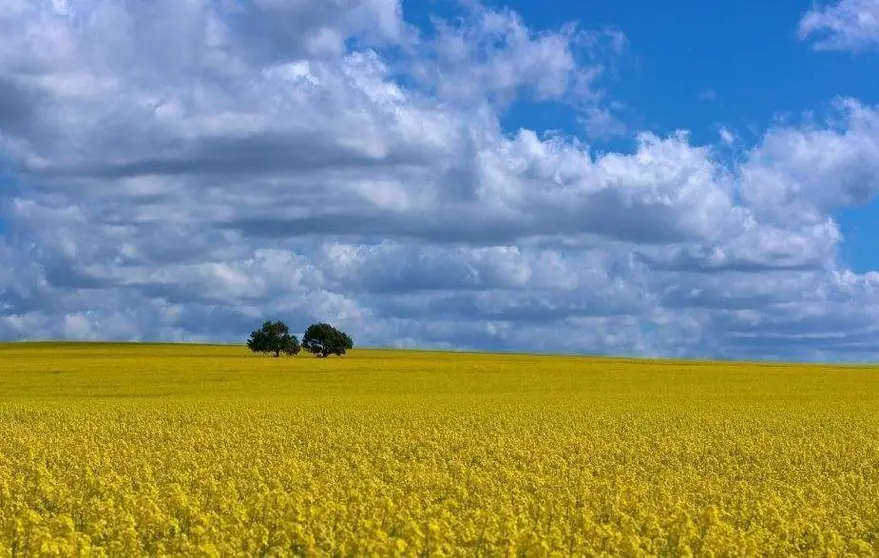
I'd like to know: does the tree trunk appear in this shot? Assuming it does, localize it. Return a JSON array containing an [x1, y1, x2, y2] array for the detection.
[[273, 350, 280, 358]]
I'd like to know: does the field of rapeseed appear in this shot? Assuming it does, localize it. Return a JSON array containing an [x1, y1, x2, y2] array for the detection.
[[0, 343, 877, 556]]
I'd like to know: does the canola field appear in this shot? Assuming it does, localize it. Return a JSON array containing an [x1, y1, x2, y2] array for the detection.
[[0, 343, 877, 556]]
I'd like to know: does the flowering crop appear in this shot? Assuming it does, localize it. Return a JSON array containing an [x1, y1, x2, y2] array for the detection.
[[0, 343, 877, 556]]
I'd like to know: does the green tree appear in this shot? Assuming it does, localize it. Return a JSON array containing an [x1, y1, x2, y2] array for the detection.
[[246, 321, 301, 357], [302, 323, 353, 357]]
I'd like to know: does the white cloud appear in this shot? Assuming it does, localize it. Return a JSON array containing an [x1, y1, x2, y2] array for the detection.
[[740, 98, 879, 223], [413, 6, 607, 107], [699, 89, 717, 102], [0, 1, 878, 360], [718, 127, 734, 145], [799, 0, 879, 52], [579, 106, 627, 139]]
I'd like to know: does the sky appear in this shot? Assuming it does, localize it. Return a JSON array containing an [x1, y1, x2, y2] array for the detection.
[[0, 0, 878, 361]]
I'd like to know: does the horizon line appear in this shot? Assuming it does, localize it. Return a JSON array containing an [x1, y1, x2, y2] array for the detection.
[[1, 339, 875, 368]]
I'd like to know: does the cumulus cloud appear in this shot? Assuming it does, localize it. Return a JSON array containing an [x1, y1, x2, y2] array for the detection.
[[799, 0, 879, 52], [1, 0, 878, 360], [740, 99, 879, 223]]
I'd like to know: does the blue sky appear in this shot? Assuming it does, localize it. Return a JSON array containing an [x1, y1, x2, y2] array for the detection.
[[841, 204, 879, 272], [1, 0, 878, 360]]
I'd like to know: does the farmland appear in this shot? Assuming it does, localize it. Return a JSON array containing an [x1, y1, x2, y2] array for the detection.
[[0, 343, 877, 555]]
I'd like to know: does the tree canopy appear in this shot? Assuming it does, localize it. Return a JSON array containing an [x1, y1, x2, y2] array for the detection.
[[302, 323, 354, 357], [246, 321, 301, 357]]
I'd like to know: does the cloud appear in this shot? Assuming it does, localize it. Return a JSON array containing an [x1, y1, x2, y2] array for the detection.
[[799, 0, 879, 52], [740, 98, 879, 223], [718, 127, 734, 145], [579, 106, 627, 139], [411, 7, 625, 106], [698, 89, 717, 102], [0, 1, 878, 360]]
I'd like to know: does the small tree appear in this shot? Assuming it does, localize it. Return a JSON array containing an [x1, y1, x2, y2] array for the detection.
[[302, 323, 353, 357], [247, 320, 301, 357]]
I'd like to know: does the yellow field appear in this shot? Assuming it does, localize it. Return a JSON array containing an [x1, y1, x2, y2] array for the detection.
[[0, 343, 877, 556]]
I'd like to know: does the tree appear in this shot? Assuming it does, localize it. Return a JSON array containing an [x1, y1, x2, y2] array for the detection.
[[246, 321, 301, 357], [302, 323, 353, 357]]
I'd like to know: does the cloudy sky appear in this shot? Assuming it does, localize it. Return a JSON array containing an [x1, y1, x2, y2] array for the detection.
[[1, 0, 878, 361]]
